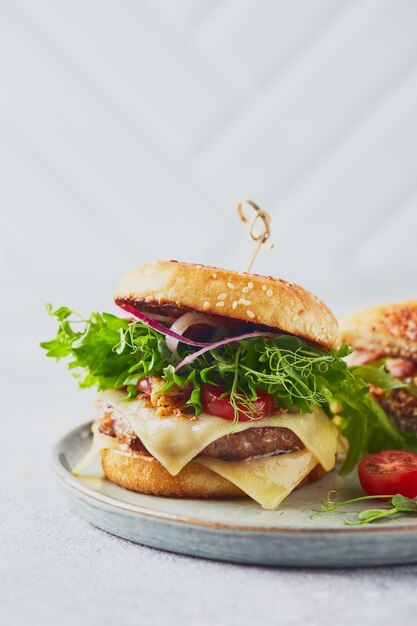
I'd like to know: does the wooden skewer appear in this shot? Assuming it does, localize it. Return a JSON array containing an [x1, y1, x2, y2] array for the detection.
[[237, 199, 274, 272]]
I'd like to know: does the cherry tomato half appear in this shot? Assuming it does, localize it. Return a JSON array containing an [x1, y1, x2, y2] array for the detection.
[[358, 450, 417, 499], [201, 384, 275, 421]]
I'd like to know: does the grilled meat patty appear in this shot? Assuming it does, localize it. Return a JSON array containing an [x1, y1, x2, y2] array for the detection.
[[199, 426, 303, 460], [376, 388, 417, 435], [97, 402, 304, 461], [347, 351, 417, 435]]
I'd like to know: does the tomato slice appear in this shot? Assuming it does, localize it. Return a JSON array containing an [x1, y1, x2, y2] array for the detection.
[[358, 450, 417, 499], [201, 384, 275, 421]]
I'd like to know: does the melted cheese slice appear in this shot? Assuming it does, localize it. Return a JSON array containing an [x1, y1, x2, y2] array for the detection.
[[74, 391, 338, 509], [197, 450, 317, 509], [98, 390, 338, 475], [72, 423, 120, 476]]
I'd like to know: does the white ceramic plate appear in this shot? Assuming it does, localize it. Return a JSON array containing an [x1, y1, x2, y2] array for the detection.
[[52, 422, 417, 567]]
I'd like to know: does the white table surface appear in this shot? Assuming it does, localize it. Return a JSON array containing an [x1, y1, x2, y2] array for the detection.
[[2, 335, 417, 626]]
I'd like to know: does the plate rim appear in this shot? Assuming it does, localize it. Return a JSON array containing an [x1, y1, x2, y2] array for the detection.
[[52, 421, 417, 536]]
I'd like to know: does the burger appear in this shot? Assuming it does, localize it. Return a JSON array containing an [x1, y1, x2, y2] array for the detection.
[[42, 262, 416, 509], [340, 301, 417, 436]]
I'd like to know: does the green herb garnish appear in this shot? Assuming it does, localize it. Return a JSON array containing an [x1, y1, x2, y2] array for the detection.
[[313, 490, 417, 525], [41, 304, 417, 473]]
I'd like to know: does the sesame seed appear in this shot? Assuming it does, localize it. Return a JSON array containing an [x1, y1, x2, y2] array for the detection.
[[248, 282, 253, 289], [216, 301, 224, 308], [155, 292, 163, 299], [247, 310, 255, 319], [239, 298, 251, 306], [212, 272, 217, 278], [227, 282, 235, 289], [242, 286, 249, 293], [262, 285, 267, 291], [232, 301, 238, 309], [266, 289, 273, 298], [203, 301, 210, 309], [217, 293, 227, 300]]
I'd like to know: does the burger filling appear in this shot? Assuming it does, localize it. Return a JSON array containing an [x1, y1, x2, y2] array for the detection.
[[96, 398, 304, 461], [346, 350, 417, 434], [73, 387, 338, 510], [42, 304, 417, 508]]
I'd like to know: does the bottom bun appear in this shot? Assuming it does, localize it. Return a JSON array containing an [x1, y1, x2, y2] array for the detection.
[[101, 448, 327, 499]]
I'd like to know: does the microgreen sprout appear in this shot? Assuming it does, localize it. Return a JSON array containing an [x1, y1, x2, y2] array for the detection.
[[312, 491, 417, 525]]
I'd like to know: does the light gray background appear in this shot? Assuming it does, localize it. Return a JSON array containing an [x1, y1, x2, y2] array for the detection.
[[1, 1, 417, 624]]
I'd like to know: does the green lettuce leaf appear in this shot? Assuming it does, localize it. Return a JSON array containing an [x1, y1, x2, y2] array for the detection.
[[40, 306, 167, 391], [351, 364, 407, 393]]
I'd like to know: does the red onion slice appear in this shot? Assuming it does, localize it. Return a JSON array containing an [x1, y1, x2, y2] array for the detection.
[[118, 302, 277, 365], [118, 302, 211, 347], [174, 331, 277, 371], [166, 312, 221, 359]]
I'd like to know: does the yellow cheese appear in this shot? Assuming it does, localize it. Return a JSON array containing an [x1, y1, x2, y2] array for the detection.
[[197, 450, 317, 509], [74, 392, 338, 509], [98, 390, 338, 475], [72, 423, 120, 476]]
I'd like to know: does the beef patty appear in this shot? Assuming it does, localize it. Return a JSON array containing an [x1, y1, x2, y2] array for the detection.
[[350, 353, 417, 435], [376, 388, 417, 435], [97, 402, 304, 462]]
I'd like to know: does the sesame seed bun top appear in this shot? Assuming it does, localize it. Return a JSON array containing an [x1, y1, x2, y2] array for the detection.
[[339, 301, 417, 360], [114, 261, 338, 350]]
